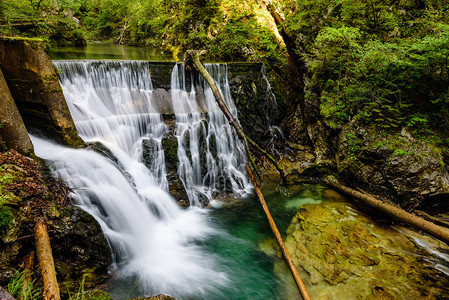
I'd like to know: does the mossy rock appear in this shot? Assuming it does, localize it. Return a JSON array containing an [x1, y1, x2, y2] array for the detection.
[[79, 289, 113, 300], [161, 132, 179, 171], [264, 199, 449, 299]]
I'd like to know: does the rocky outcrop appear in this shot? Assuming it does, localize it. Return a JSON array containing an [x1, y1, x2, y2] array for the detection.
[[0, 67, 34, 155], [336, 125, 449, 210], [228, 63, 281, 146], [261, 189, 449, 299], [151, 132, 189, 207], [0, 150, 109, 294], [0, 37, 83, 147], [275, 78, 449, 209]]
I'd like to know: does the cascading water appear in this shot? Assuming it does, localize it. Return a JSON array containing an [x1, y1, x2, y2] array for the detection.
[[29, 52, 449, 299], [260, 64, 284, 156], [33, 60, 258, 298], [54, 60, 169, 188], [171, 63, 251, 205]]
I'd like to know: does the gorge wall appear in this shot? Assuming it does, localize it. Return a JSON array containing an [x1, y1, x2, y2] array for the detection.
[[0, 37, 83, 147]]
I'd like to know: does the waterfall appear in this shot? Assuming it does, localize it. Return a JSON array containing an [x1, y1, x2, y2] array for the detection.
[[171, 63, 251, 205], [260, 64, 284, 156], [33, 60, 254, 298], [54, 60, 169, 188]]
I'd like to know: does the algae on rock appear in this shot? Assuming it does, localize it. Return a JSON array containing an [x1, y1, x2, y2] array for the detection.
[[262, 189, 449, 299]]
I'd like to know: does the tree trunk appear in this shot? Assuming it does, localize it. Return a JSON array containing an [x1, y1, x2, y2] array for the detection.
[[185, 50, 286, 183], [35, 221, 61, 300], [414, 209, 449, 229], [324, 177, 449, 245], [247, 166, 311, 300]]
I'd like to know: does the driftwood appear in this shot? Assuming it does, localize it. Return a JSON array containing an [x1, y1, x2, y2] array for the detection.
[[185, 50, 286, 184], [35, 221, 61, 300], [185, 51, 309, 299], [324, 177, 449, 245]]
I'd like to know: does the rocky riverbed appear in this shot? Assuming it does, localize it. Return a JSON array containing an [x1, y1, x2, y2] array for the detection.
[[261, 189, 449, 299]]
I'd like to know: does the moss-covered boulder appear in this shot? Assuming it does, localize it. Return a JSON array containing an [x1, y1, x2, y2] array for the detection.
[[262, 194, 449, 299], [158, 133, 189, 206], [337, 125, 449, 210]]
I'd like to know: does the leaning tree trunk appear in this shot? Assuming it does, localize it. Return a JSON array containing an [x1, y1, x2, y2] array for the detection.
[[247, 167, 311, 300], [185, 51, 310, 299], [35, 221, 61, 300], [185, 50, 286, 183], [324, 177, 449, 245]]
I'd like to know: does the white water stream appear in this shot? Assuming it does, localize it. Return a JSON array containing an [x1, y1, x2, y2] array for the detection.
[[32, 60, 254, 298], [171, 63, 250, 205]]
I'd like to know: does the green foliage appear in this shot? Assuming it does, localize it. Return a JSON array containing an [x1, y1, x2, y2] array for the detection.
[[0, 169, 16, 233], [0, 0, 87, 45], [65, 275, 111, 300], [0, 205, 13, 233], [393, 149, 407, 156], [7, 269, 42, 300], [55, 0, 287, 63], [344, 132, 363, 160], [281, 0, 449, 142]]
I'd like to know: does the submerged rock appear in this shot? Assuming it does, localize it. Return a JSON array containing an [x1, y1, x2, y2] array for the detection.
[[263, 197, 449, 299]]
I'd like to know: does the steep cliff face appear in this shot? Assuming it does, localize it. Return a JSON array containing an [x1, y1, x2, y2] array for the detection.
[[0, 150, 109, 294], [255, 1, 449, 210], [272, 86, 449, 210]]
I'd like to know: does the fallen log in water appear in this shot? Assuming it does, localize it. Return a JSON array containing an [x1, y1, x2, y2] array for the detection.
[[323, 177, 449, 245], [185, 50, 310, 299], [247, 166, 311, 300]]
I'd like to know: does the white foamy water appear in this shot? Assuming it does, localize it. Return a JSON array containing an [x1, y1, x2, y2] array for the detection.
[[32, 60, 255, 298], [171, 63, 251, 205]]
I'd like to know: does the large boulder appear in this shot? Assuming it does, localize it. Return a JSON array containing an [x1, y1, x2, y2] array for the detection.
[[262, 192, 449, 299], [337, 125, 449, 209]]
